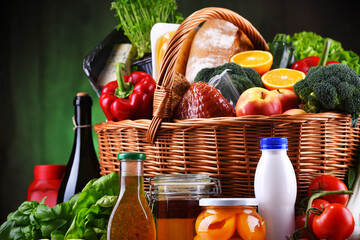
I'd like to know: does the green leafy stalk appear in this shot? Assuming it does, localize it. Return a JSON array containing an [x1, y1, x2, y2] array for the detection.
[[318, 39, 332, 66], [110, 0, 184, 60]]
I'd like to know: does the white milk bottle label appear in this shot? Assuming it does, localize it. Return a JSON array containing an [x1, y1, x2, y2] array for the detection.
[[254, 137, 297, 240]]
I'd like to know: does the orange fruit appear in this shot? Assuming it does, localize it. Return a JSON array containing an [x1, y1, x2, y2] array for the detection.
[[261, 68, 305, 91], [195, 209, 237, 240], [237, 210, 266, 240], [230, 50, 273, 75]]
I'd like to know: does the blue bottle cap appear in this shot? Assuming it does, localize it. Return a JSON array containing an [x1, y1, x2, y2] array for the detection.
[[260, 137, 288, 150]]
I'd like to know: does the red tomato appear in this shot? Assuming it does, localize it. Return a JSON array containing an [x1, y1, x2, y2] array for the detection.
[[295, 214, 310, 238], [308, 199, 330, 231], [308, 175, 349, 205], [312, 203, 354, 240], [295, 199, 330, 239]]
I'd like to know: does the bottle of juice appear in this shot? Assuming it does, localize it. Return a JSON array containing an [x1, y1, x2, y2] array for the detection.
[[254, 137, 297, 240], [107, 152, 156, 240]]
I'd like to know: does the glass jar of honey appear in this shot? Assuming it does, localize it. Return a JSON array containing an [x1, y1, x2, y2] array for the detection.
[[149, 174, 221, 240], [194, 198, 266, 240]]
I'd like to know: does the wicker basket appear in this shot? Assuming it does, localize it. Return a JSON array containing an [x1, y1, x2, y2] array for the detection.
[[94, 7, 360, 202]]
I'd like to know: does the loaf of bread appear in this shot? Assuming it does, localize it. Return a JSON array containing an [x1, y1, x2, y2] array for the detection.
[[185, 19, 254, 84]]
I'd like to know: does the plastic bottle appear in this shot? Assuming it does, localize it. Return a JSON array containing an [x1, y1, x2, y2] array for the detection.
[[27, 165, 66, 207], [57, 92, 101, 203], [254, 137, 297, 240], [107, 152, 156, 240]]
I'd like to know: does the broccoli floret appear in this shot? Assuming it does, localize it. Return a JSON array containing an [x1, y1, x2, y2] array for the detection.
[[194, 67, 216, 82], [293, 63, 360, 127], [313, 81, 339, 109], [194, 62, 264, 94], [243, 67, 264, 87]]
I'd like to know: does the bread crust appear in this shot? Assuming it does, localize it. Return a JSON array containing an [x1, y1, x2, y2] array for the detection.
[[185, 19, 242, 83]]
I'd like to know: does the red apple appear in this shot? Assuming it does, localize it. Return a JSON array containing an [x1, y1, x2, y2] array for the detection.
[[236, 87, 282, 116], [270, 89, 300, 112], [283, 108, 307, 115]]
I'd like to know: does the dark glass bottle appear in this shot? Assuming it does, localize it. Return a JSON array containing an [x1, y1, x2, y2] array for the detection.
[[57, 92, 101, 203]]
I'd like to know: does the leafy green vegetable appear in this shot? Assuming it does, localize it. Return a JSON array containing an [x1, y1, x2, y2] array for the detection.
[[347, 167, 357, 190], [287, 31, 360, 74], [0, 172, 120, 240], [111, 0, 184, 60]]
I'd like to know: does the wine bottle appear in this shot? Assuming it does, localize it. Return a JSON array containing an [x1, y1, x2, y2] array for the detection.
[[57, 92, 101, 203]]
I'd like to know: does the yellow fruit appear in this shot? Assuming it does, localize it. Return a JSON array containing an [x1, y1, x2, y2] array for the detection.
[[261, 68, 305, 91], [230, 50, 273, 75]]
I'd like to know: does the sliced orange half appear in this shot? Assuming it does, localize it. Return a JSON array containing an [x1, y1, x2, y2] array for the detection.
[[230, 50, 273, 75], [261, 68, 305, 91]]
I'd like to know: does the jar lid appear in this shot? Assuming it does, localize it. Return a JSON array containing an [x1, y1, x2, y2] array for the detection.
[[153, 174, 211, 185], [34, 165, 66, 180], [118, 152, 146, 160], [199, 198, 258, 206], [260, 137, 288, 150]]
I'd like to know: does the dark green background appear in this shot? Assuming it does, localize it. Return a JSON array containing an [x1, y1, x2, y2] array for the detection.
[[1, 0, 359, 222]]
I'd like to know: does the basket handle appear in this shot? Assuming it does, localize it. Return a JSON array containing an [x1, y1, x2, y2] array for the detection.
[[146, 7, 269, 144]]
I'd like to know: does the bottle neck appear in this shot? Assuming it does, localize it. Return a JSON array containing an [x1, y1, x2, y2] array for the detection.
[[261, 149, 288, 156], [73, 95, 93, 143], [74, 97, 92, 127], [120, 160, 145, 195], [120, 160, 143, 177]]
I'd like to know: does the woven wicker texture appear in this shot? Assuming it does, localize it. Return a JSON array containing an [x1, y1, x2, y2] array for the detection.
[[94, 7, 360, 202], [94, 113, 360, 201]]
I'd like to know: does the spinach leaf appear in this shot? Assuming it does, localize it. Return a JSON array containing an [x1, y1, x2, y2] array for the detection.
[[0, 221, 14, 239], [35, 203, 55, 221]]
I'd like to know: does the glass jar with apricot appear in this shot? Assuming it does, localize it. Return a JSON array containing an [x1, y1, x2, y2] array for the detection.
[[149, 174, 221, 240], [194, 198, 266, 240]]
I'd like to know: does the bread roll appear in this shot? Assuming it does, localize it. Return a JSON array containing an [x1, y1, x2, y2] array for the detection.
[[185, 19, 253, 84]]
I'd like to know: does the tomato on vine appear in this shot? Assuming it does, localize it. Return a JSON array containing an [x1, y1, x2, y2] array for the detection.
[[295, 199, 330, 239], [312, 203, 354, 240], [308, 175, 349, 205]]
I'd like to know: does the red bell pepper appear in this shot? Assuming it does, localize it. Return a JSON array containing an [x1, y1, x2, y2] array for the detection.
[[99, 62, 156, 121], [291, 56, 339, 74]]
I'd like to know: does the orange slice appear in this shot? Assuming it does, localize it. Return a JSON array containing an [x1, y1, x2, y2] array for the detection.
[[261, 68, 305, 91], [230, 50, 273, 75]]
